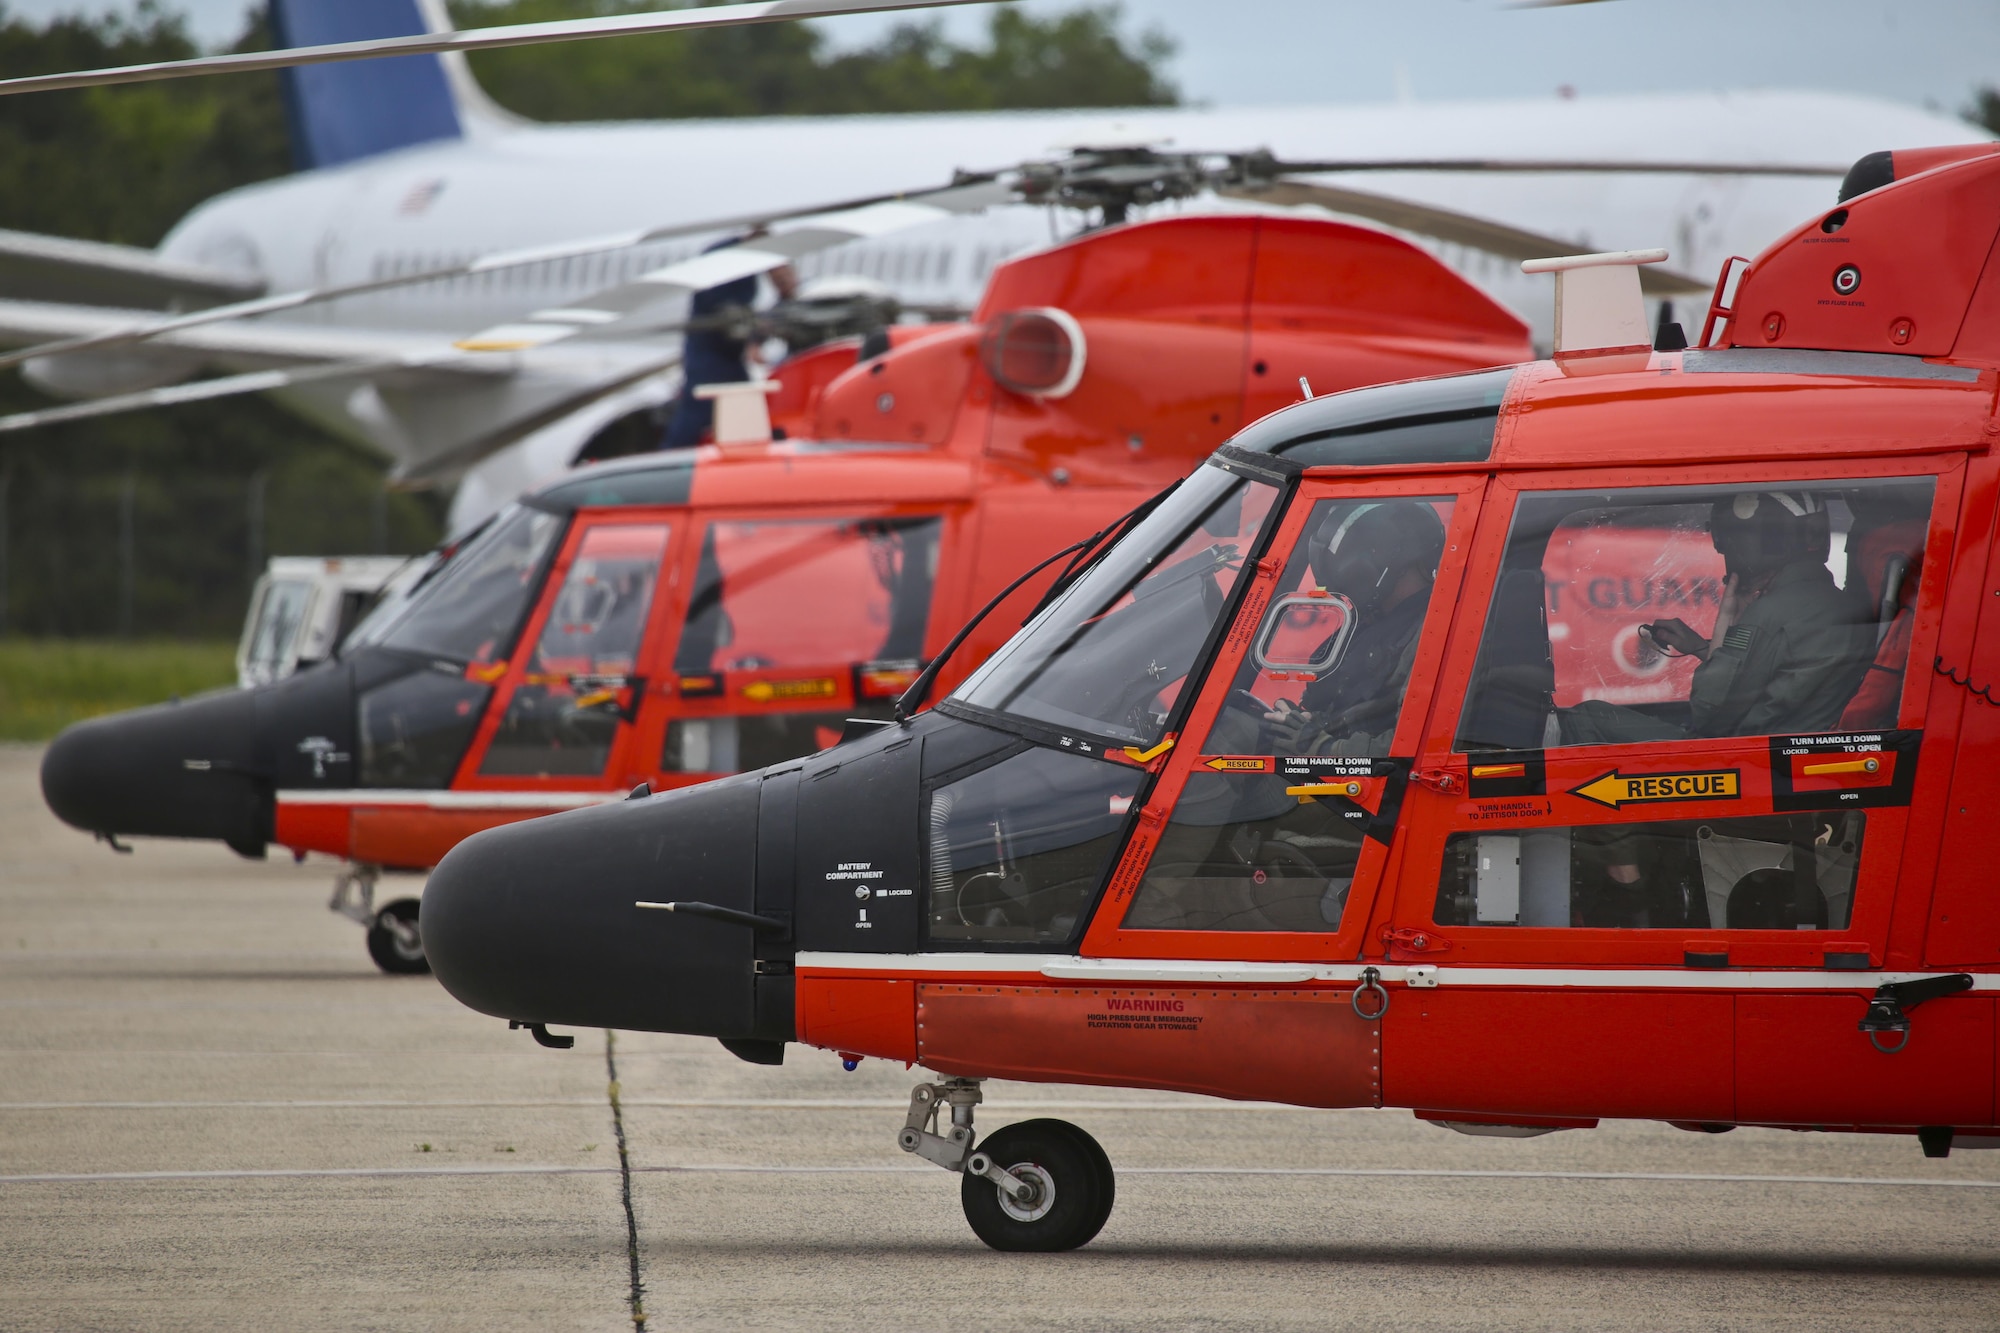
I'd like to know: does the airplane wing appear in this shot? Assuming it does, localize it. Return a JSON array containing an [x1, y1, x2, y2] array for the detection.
[[0, 294, 678, 483], [0, 228, 263, 310], [0, 181, 1013, 481], [0, 358, 418, 432], [0, 297, 455, 365]]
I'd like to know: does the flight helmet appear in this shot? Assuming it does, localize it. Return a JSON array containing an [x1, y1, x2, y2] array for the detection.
[[1309, 501, 1447, 616], [1708, 490, 1829, 581]]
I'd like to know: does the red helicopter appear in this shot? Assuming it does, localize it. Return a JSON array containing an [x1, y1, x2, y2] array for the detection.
[[417, 142, 2000, 1253], [38, 203, 1529, 972]]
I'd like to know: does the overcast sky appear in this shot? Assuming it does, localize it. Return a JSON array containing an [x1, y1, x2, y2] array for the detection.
[[5, 0, 1995, 116]]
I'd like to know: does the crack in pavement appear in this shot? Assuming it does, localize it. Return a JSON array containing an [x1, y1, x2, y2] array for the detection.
[[605, 1030, 648, 1332]]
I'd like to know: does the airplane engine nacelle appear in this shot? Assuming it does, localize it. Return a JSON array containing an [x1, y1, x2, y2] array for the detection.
[[23, 346, 204, 399]]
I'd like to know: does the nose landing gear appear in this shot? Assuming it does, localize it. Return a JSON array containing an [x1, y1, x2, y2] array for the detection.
[[897, 1077, 1115, 1252], [330, 864, 430, 974]]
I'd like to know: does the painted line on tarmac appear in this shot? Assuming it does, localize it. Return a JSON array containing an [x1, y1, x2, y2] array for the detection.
[[5, 1165, 1999, 1188]]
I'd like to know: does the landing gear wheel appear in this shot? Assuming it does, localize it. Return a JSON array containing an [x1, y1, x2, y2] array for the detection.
[[960, 1118, 1114, 1252], [366, 898, 429, 975]]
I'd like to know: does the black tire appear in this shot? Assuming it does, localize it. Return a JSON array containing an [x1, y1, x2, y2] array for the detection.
[[366, 898, 430, 974], [960, 1119, 1115, 1252]]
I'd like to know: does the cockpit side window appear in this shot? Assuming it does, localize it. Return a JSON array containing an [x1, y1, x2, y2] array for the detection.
[[1122, 496, 1457, 933], [672, 515, 941, 677], [380, 506, 564, 666], [1455, 477, 1936, 753], [660, 515, 942, 777], [952, 464, 1279, 746]]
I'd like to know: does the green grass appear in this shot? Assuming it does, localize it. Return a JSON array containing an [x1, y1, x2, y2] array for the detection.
[[0, 639, 238, 742]]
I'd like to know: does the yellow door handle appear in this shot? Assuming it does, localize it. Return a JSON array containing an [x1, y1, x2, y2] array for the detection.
[[1802, 757, 1882, 776], [1286, 781, 1363, 798]]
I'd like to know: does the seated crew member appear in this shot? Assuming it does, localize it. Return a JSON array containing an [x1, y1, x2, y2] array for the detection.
[[1640, 490, 1874, 737], [1564, 491, 1872, 924], [661, 232, 799, 450], [1264, 501, 1447, 756]]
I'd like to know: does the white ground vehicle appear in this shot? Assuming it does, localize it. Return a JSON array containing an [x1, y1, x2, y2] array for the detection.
[[236, 555, 421, 688]]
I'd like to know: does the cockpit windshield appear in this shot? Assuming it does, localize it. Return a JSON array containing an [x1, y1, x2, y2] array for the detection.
[[952, 463, 1280, 746], [373, 505, 565, 666]]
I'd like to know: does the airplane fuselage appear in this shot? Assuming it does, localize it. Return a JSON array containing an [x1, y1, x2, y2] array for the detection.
[[156, 91, 1995, 347]]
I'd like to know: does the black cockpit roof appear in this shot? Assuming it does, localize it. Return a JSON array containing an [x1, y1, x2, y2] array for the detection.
[[526, 452, 697, 515], [1225, 366, 1515, 469]]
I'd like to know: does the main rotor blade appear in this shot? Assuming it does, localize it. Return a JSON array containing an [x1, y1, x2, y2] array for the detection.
[[1222, 178, 1712, 296], [1261, 157, 1847, 178], [0, 358, 416, 434], [0, 0, 993, 98], [0, 178, 1006, 375]]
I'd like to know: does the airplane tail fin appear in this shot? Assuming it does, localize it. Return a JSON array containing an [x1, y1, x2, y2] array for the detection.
[[269, 0, 522, 172]]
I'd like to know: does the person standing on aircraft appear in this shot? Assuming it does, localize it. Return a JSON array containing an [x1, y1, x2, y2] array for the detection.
[[661, 231, 799, 449], [1264, 501, 1448, 756]]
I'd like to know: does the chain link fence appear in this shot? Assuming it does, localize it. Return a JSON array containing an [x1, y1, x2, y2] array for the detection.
[[0, 465, 442, 640]]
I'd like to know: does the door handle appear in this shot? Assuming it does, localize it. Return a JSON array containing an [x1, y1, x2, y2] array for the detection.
[[1857, 973, 1974, 1053]]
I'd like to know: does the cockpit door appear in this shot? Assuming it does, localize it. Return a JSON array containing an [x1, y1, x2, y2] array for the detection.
[[657, 508, 949, 778], [460, 515, 677, 785], [1080, 474, 1486, 963]]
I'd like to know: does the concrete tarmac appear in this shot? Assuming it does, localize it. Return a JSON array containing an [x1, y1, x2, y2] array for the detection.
[[2, 742, 1997, 1331]]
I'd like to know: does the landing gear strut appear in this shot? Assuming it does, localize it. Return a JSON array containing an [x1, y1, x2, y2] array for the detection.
[[898, 1077, 1115, 1252], [330, 864, 429, 974]]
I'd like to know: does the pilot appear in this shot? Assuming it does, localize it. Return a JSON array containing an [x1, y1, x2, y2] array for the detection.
[[1265, 501, 1447, 756], [662, 232, 799, 450], [1639, 490, 1873, 737]]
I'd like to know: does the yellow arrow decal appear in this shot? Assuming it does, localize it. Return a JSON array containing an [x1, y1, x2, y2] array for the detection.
[[741, 677, 838, 703], [1569, 768, 1741, 810], [1202, 755, 1274, 773]]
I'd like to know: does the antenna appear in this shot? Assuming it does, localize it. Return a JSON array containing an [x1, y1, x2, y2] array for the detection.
[[1521, 249, 1669, 355]]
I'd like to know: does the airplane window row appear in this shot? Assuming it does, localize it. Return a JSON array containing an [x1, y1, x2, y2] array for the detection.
[[794, 241, 967, 288], [365, 237, 998, 305], [365, 242, 700, 297]]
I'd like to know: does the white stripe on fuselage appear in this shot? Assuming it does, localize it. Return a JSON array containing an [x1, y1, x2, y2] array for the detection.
[[795, 952, 1996, 990], [276, 788, 621, 810]]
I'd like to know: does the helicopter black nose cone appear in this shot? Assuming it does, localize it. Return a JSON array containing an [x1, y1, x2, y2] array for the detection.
[[422, 773, 791, 1041], [40, 687, 271, 856]]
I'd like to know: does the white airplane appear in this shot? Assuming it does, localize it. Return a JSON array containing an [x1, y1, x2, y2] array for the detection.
[[0, 0, 1987, 533]]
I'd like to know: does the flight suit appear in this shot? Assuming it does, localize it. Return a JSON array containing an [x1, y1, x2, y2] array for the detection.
[[1560, 557, 1873, 744], [663, 245, 759, 449], [1298, 591, 1428, 756], [1685, 556, 1874, 738]]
